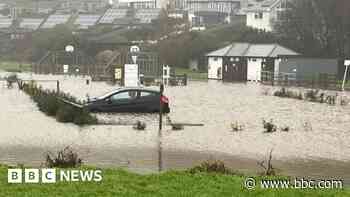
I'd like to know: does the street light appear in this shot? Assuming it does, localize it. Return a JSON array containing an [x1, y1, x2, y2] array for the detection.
[[64, 45, 75, 75]]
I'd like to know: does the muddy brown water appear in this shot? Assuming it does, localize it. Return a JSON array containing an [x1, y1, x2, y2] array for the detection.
[[1, 73, 350, 185], [1, 146, 349, 185]]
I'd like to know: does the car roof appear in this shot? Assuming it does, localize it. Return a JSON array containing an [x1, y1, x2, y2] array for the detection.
[[97, 87, 159, 99]]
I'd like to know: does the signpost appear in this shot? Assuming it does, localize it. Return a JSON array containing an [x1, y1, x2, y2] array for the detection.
[[342, 60, 350, 91], [158, 83, 164, 172]]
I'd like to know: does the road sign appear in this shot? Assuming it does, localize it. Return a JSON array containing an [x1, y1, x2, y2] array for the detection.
[[344, 60, 350, 66], [63, 65, 69, 73], [115, 68, 122, 80], [124, 64, 139, 87]]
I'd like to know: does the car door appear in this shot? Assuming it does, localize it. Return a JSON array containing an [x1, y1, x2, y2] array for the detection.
[[138, 90, 159, 112], [109, 90, 139, 112]]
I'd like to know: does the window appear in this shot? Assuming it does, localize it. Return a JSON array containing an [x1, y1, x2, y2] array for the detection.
[[213, 57, 218, 61], [254, 12, 263, 19], [110, 91, 137, 102], [140, 91, 157, 98]]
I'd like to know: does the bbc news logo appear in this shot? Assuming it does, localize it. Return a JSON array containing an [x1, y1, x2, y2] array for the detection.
[[8, 169, 102, 183]]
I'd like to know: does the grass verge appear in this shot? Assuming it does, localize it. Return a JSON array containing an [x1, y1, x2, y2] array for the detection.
[[174, 67, 208, 80], [0, 165, 348, 197], [0, 61, 32, 72]]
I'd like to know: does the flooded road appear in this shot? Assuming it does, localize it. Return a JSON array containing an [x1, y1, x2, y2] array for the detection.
[[1, 73, 350, 183]]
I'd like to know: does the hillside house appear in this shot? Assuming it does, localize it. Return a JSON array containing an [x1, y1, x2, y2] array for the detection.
[[244, 0, 287, 32]]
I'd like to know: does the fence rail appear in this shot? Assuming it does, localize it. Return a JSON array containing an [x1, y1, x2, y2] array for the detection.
[[261, 71, 348, 91]]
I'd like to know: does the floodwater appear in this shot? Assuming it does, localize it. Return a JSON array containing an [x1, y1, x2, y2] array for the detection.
[[1, 72, 350, 184]]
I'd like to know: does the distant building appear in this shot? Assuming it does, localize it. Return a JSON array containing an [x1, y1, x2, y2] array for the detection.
[[40, 14, 71, 29], [244, 0, 287, 32], [170, 0, 242, 27], [206, 42, 299, 82], [60, 0, 109, 12], [0, 17, 13, 29], [19, 18, 45, 31], [135, 8, 161, 23], [74, 15, 100, 29], [118, 0, 157, 9]]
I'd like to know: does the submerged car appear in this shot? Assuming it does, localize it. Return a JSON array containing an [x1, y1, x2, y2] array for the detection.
[[85, 87, 170, 113]]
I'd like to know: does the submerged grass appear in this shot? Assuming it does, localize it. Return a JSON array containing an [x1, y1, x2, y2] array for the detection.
[[0, 165, 348, 197]]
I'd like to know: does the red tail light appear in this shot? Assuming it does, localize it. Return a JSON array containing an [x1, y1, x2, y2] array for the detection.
[[161, 95, 169, 104]]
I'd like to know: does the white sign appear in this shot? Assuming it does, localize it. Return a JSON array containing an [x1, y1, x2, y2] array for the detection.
[[124, 64, 139, 87], [344, 60, 350, 66], [115, 68, 122, 80], [130, 45, 140, 53], [63, 65, 69, 73], [65, 45, 74, 53], [8, 168, 102, 184], [163, 65, 171, 85]]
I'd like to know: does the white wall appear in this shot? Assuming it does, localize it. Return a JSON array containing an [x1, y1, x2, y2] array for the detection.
[[247, 58, 262, 81], [246, 11, 273, 32], [208, 57, 223, 80]]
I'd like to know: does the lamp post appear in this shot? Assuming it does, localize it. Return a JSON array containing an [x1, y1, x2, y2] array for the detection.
[[65, 45, 74, 75]]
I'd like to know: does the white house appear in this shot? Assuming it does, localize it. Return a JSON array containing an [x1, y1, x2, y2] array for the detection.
[[245, 0, 287, 32], [206, 42, 299, 82]]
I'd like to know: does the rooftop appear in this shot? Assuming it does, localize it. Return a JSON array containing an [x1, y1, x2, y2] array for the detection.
[[206, 42, 299, 58]]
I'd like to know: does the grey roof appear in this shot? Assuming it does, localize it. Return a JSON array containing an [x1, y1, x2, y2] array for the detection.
[[0, 17, 12, 29], [74, 15, 100, 29], [245, 44, 277, 57], [99, 8, 128, 24], [206, 43, 300, 57], [206, 45, 233, 57], [20, 18, 44, 30], [244, 0, 281, 12], [41, 14, 71, 29]]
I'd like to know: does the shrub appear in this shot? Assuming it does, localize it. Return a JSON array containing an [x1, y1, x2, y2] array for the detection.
[[263, 119, 277, 133], [273, 88, 303, 100], [5, 74, 18, 89], [231, 121, 244, 132], [189, 160, 233, 175], [305, 89, 319, 102], [22, 82, 97, 125], [56, 105, 75, 123], [133, 121, 146, 130], [45, 146, 82, 168]]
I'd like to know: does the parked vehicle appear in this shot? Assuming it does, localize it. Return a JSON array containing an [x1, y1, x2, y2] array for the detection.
[[85, 88, 170, 113]]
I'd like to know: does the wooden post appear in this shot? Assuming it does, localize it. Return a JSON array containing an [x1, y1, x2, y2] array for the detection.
[[183, 74, 187, 86], [56, 80, 60, 94], [158, 83, 164, 172]]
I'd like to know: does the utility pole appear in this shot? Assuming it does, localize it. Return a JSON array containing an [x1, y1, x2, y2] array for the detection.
[[158, 83, 164, 172]]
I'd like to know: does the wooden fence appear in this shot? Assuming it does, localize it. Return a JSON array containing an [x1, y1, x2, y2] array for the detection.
[[261, 71, 346, 90]]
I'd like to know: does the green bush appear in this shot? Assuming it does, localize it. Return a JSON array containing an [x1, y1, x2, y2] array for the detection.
[[189, 160, 238, 175], [273, 88, 303, 100], [45, 146, 82, 168], [22, 82, 97, 126]]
